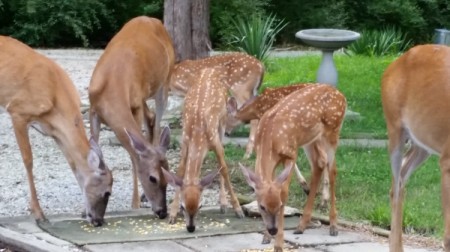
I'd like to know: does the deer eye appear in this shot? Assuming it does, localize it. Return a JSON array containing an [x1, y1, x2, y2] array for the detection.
[[149, 175, 157, 183], [259, 205, 266, 211]]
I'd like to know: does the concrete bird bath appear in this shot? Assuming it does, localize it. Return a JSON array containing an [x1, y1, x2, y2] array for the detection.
[[295, 28, 360, 87]]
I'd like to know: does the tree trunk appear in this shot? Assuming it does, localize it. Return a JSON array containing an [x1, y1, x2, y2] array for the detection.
[[191, 0, 211, 59], [164, 0, 210, 61]]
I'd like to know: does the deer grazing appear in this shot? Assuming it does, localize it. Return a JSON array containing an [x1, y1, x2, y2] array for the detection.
[[381, 44, 450, 252], [162, 67, 245, 232], [0, 36, 113, 226], [228, 83, 331, 209], [239, 84, 347, 252], [88, 16, 174, 218], [169, 52, 264, 157]]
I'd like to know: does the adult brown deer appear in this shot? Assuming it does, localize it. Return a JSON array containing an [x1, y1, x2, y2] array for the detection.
[[239, 84, 346, 252], [0, 36, 113, 226], [381, 44, 450, 252], [169, 52, 264, 158], [227, 83, 331, 209], [89, 16, 174, 218], [162, 67, 245, 233]]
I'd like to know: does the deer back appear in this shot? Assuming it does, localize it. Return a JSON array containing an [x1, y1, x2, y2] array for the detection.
[[170, 52, 264, 107], [89, 16, 175, 107], [181, 67, 229, 177], [233, 83, 312, 123]]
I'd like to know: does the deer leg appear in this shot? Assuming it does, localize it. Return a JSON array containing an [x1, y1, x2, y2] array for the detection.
[[143, 105, 156, 144], [152, 85, 168, 146], [440, 142, 450, 251], [213, 143, 244, 218], [219, 175, 228, 213], [294, 144, 325, 234], [244, 119, 258, 159], [388, 130, 428, 251], [129, 106, 145, 209], [293, 163, 310, 195], [328, 159, 338, 236], [11, 117, 46, 222], [168, 189, 181, 224]]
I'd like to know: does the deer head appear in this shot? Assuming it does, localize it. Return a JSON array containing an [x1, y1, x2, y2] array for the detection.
[[84, 138, 113, 226], [125, 126, 171, 219], [162, 169, 220, 232], [239, 163, 292, 236]]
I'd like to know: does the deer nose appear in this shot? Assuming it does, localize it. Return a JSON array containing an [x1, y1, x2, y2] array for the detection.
[[268, 227, 278, 235], [155, 209, 167, 219], [186, 225, 196, 233], [91, 218, 104, 227]]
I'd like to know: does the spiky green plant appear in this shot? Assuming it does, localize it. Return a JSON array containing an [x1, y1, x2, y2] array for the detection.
[[345, 27, 412, 57], [229, 13, 287, 64]]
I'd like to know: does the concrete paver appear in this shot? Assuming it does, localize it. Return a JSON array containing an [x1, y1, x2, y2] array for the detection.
[[324, 242, 437, 252], [179, 233, 268, 252], [283, 228, 369, 247], [0, 208, 442, 252], [86, 240, 193, 252]]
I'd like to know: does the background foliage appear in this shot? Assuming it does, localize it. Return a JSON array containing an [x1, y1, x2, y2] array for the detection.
[[0, 0, 449, 47]]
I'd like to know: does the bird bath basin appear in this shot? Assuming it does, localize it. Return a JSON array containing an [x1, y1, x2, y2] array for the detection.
[[296, 28, 360, 87]]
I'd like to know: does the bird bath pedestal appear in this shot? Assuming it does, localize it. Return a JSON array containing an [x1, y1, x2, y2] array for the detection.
[[296, 29, 361, 120], [295, 28, 360, 88]]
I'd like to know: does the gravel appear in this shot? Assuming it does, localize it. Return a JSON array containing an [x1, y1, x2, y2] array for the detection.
[[0, 49, 220, 219]]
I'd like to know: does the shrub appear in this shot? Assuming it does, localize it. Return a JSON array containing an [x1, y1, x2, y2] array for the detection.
[[345, 27, 412, 57], [229, 13, 287, 64], [210, 0, 269, 48], [6, 0, 115, 47]]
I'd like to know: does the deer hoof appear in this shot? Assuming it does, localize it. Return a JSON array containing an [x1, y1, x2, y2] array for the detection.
[[235, 209, 245, 219], [35, 217, 49, 225], [261, 234, 271, 244], [330, 226, 339, 236], [220, 205, 227, 214], [274, 246, 283, 252], [293, 227, 305, 234], [302, 187, 310, 195], [168, 216, 177, 225]]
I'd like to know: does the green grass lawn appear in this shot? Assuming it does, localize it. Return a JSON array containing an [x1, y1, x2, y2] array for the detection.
[[212, 53, 444, 239]]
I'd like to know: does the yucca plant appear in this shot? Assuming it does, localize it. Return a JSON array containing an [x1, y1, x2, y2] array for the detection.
[[229, 13, 287, 64], [345, 27, 412, 57]]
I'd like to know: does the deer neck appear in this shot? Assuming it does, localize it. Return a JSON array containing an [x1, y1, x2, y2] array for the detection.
[[48, 115, 93, 180]]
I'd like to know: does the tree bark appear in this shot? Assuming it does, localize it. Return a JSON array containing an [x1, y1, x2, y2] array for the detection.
[[191, 0, 211, 59], [164, 0, 210, 61]]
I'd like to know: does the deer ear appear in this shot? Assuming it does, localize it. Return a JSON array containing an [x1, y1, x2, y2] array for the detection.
[[87, 137, 107, 173], [227, 96, 238, 115], [162, 168, 183, 189], [87, 148, 101, 170], [200, 169, 220, 189], [124, 128, 149, 156], [239, 163, 260, 190], [275, 162, 293, 185], [159, 126, 171, 154]]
